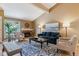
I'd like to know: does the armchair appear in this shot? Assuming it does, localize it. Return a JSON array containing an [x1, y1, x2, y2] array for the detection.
[[57, 35, 78, 56], [14, 32, 24, 42]]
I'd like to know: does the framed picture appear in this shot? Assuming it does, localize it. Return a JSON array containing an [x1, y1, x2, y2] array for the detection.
[[25, 22, 30, 28], [45, 22, 60, 32]]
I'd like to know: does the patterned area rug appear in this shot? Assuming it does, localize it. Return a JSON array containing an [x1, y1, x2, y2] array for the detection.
[[18, 41, 69, 56], [21, 44, 48, 56]]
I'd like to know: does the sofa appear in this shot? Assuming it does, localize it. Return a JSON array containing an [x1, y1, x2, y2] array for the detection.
[[38, 32, 61, 45]]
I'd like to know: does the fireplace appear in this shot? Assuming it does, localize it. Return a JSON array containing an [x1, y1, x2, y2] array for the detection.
[[21, 29, 33, 37], [23, 32, 31, 37]]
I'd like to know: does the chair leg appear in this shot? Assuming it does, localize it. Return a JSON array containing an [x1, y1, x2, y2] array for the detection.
[[57, 49, 59, 53], [73, 52, 75, 56], [47, 41, 48, 46], [20, 50, 22, 56], [2, 47, 4, 56]]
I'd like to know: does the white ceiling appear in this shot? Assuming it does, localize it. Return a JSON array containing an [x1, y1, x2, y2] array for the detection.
[[0, 3, 56, 21]]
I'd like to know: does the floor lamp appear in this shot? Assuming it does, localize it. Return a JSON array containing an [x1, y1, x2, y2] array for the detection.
[[63, 23, 70, 37], [38, 25, 41, 33]]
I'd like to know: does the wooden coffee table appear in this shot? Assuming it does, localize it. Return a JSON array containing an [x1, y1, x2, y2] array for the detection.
[[29, 37, 48, 49]]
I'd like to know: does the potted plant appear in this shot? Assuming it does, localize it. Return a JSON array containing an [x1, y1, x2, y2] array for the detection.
[[5, 22, 17, 42]]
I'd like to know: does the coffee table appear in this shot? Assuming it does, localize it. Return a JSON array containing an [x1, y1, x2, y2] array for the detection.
[[3, 42, 22, 56], [29, 37, 48, 49]]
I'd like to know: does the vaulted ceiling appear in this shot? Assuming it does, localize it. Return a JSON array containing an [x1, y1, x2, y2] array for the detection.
[[0, 3, 56, 21]]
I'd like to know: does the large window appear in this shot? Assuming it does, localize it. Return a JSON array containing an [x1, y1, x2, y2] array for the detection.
[[4, 19, 21, 41]]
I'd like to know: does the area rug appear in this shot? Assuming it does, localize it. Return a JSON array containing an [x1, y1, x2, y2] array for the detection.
[[21, 44, 48, 56], [18, 41, 69, 56]]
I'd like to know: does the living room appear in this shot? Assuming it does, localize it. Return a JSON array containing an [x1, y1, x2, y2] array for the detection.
[[0, 3, 79, 56]]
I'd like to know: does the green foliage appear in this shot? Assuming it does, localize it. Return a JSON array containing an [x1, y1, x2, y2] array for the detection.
[[4, 21, 17, 41], [5, 22, 16, 34]]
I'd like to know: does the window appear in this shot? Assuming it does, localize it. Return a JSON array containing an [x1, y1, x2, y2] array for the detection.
[[4, 19, 21, 41]]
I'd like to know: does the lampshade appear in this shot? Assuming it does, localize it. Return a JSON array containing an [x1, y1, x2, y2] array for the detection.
[[63, 22, 70, 27]]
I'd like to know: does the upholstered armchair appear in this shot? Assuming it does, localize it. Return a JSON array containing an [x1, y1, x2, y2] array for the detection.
[[14, 32, 24, 42], [57, 35, 78, 56]]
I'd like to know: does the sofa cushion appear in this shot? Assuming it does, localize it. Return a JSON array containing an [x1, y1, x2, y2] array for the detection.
[[45, 32, 51, 36], [48, 38, 57, 44]]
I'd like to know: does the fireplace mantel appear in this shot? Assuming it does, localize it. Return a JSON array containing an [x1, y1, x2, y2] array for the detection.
[[21, 28, 33, 31], [21, 28, 33, 37]]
